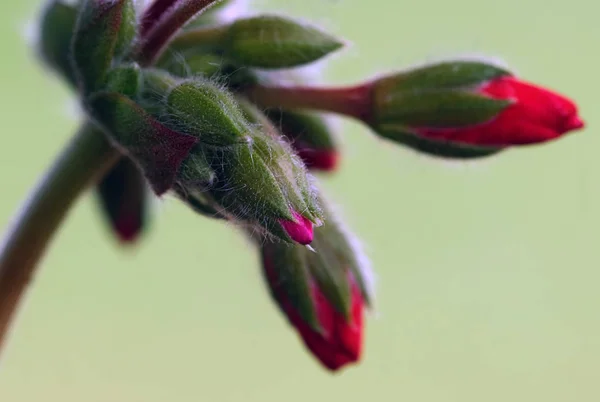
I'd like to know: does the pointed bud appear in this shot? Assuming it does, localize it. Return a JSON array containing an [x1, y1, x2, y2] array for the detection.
[[38, 0, 78, 86], [144, 73, 323, 243], [170, 15, 344, 69], [367, 61, 584, 156], [87, 91, 198, 195], [259, 197, 373, 371], [96, 158, 150, 244], [72, 0, 137, 92], [267, 110, 339, 171]]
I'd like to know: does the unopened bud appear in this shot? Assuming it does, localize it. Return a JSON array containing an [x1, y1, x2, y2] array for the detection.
[[38, 0, 78, 86], [96, 158, 150, 244], [259, 197, 373, 371], [367, 60, 584, 156], [144, 74, 323, 243], [72, 0, 136, 92], [171, 15, 344, 69]]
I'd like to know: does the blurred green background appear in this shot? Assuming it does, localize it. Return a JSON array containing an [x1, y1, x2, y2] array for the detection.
[[0, 0, 597, 401]]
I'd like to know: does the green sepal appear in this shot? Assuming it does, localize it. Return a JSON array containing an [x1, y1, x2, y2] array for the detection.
[[237, 99, 323, 225], [87, 91, 198, 195], [71, 0, 137, 93], [172, 184, 226, 220], [376, 125, 503, 159], [204, 143, 296, 232], [373, 90, 513, 129], [225, 15, 344, 68], [315, 201, 373, 308], [38, 0, 79, 87], [164, 80, 253, 146], [306, 242, 352, 320], [379, 61, 512, 93], [261, 243, 321, 332], [105, 63, 141, 97]]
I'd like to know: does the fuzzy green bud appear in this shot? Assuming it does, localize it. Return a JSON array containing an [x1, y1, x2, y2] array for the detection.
[[71, 0, 137, 93], [170, 15, 344, 69]]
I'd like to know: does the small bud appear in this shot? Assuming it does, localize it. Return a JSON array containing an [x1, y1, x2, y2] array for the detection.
[[259, 197, 373, 371], [267, 110, 339, 171], [171, 15, 344, 69], [72, 0, 137, 92], [368, 61, 584, 155], [96, 158, 150, 244], [226, 15, 344, 68], [38, 0, 78, 86], [87, 91, 198, 195], [147, 74, 323, 243], [279, 211, 314, 245]]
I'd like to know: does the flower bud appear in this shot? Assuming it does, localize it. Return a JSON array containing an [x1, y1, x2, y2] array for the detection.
[[259, 199, 373, 371], [72, 0, 137, 92], [368, 61, 584, 156], [170, 15, 344, 69], [38, 0, 78, 86], [140, 72, 323, 243], [267, 110, 339, 171], [96, 158, 150, 244]]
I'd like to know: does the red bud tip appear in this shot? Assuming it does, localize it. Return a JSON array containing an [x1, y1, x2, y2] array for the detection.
[[296, 280, 363, 371], [563, 114, 585, 132], [115, 214, 141, 244], [263, 251, 364, 371], [279, 211, 314, 244], [413, 76, 585, 147], [297, 148, 339, 171]]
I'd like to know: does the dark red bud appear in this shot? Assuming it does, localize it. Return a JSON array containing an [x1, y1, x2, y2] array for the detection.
[[279, 211, 314, 245]]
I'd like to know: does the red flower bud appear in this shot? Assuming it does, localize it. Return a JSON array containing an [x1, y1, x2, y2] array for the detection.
[[410, 76, 584, 147], [279, 211, 314, 245], [262, 254, 364, 371], [296, 148, 339, 171]]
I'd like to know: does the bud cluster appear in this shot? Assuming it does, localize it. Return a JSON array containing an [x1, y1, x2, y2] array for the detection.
[[30, 0, 584, 373]]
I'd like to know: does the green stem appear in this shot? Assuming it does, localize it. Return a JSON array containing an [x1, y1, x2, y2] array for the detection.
[[244, 84, 373, 121], [167, 25, 227, 51], [0, 123, 120, 350]]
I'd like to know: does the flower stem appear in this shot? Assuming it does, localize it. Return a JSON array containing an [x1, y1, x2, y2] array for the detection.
[[137, 0, 224, 66], [139, 0, 180, 36], [0, 122, 120, 351], [244, 84, 372, 121]]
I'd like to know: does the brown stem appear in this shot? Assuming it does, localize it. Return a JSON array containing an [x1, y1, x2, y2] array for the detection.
[[139, 0, 181, 36], [244, 84, 373, 121], [136, 0, 223, 66], [0, 123, 120, 351]]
